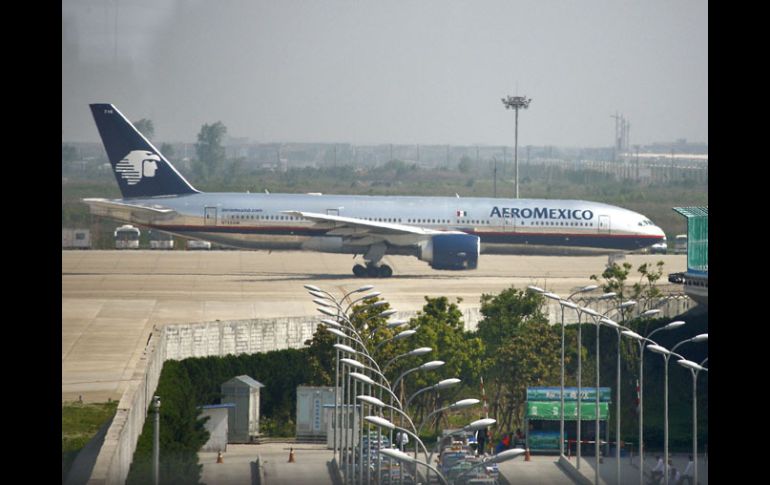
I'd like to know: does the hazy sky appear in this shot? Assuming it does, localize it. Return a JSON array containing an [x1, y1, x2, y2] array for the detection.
[[62, 0, 708, 148]]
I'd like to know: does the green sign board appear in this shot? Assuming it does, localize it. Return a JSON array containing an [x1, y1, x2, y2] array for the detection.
[[528, 431, 560, 450], [526, 387, 611, 402], [526, 401, 609, 420]]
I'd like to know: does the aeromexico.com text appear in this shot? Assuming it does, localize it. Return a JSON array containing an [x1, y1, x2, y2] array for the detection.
[[489, 207, 595, 220]]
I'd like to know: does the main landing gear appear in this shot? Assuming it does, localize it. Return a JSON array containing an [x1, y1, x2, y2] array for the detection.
[[352, 243, 393, 278], [352, 263, 393, 278]]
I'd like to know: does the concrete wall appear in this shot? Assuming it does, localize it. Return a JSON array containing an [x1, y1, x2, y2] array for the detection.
[[87, 328, 167, 485]]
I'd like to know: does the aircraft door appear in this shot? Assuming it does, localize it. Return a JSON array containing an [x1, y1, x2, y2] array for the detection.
[[503, 215, 516, 232], [204, 207, 217, 226], [598, 215, 610, 234]]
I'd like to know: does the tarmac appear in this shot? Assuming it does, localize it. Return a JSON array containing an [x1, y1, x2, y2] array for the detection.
[[62, 250, 686, 403]]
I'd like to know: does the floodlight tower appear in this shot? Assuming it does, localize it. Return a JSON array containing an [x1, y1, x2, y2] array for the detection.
[[502, 95, 531, 198]]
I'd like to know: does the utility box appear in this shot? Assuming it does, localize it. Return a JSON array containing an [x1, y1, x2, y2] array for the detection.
[[199, 403, 235, 452], [221, 375, 264, 443], [296, 386, 337, 440]]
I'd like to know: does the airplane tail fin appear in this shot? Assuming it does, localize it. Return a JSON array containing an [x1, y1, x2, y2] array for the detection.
[[89, 104, 199, 198]]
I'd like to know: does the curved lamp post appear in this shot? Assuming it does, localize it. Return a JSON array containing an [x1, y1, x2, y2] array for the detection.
[[602, 299, 637, 485], [652, 333, 708, 485], [677, 358, 707, 485], [383, 347, 433, 373], [405, 378, 461, 410], [528, 284, 598, 458], [417, 398, 481, 436], [621, 313, 680, 485], [374, 329, 417, 353]]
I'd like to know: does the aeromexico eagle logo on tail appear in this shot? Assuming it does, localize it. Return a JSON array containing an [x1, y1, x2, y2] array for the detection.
[[115, 150, 160, 185]]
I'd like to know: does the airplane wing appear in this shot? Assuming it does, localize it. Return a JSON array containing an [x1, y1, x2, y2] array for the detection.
[[282, 210, 464, 239], [83, 198, 177, 223]]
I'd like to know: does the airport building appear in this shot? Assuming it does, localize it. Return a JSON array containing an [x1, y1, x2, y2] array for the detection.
[[668, 207, 708, 306]]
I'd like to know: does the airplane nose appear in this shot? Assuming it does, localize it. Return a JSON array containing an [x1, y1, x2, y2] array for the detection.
[[651, 225, 665, 240]]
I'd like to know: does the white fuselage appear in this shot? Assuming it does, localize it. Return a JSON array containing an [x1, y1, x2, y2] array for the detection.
[[100, 192, 665, 256]]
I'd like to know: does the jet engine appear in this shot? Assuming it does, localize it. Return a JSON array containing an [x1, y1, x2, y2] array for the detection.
[[418, 234, 479, 270]]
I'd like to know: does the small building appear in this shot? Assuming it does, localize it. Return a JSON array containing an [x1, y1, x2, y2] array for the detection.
[[221, 375, 264, 443], [199, 403, 235, 452], [296, 386, 337, 441]]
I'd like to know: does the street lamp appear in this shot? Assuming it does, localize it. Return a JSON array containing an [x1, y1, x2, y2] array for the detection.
[[405, 377, 461, 409], [599, 299, 637, 485], [580, 313, 622, 485], [152, 395, 160, 485], [417, 398, 481, 435], [374, 329, 417, 353], [383, 347, 433, 373], [652, 334, 708, 485], [531, 283, 597, 458], [502, 94, 532, 198], [677, 358, 707, 485], [622, 317, 682, 485]]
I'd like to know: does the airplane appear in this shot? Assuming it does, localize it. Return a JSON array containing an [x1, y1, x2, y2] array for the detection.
[[83, 104, 666, 278]]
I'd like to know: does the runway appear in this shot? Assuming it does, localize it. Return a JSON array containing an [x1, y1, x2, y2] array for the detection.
[[62, 250, 686, 402]]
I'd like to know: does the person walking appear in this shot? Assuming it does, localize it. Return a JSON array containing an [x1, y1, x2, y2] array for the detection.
[[476, 427, 488, 456], [650, 455, 664, 484], [679, 455, 694, 485]]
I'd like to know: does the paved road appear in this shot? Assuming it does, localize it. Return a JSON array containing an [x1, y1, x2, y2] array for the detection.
[[200, 443, 334, 485], [498, 455, 578, 484], [569, 452, 708, 485]]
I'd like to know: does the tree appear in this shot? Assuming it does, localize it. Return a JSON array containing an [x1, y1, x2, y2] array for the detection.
[[133, 118, 155, 140], [631, 261, 665, 309], [394, 297, 484, 431], [195, 122, 227, 179], [160, 142, 175, 160], [476, 287, 547, 356], [474, 287, 549, 430], [458, 156, 473, 174], [126, 360, 208, 485], [496, 321, 561, 430], [590, 261, 632, 302], [62, 144, 77, 163], [590, 260, 666, 312]]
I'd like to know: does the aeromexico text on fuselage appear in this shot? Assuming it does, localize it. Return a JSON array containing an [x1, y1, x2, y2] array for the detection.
[[489, 206, 594, 220]]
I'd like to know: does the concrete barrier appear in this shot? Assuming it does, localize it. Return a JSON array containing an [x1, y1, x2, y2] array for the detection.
[[87, 329, 167, 484]]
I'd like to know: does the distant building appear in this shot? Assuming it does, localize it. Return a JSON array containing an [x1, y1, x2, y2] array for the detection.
[[669, 207, 708, 306], [221, 375, 265, 443], [62, 228, 91, 249]]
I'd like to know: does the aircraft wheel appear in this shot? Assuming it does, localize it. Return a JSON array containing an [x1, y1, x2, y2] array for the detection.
[[378, 265, 393, 278], [353, 264, 367, 277], [366, 264, 380, 278]]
